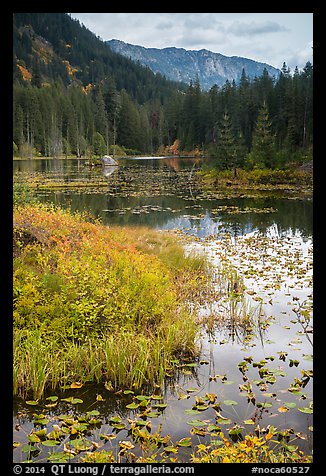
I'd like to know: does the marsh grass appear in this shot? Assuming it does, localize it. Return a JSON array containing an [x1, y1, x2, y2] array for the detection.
[[13, 203, 211, 399], [199, 262, 264, 343]]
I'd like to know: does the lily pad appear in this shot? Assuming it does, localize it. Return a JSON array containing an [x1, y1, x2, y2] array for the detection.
[[42, 440, 60, 446], [223, 400, 238, 406], [61, 397, 83, 405], [126, 402, 140, 409], [298, 407, 313, 414], [25, 400, 39, 406], [176, 437, 192, 447]]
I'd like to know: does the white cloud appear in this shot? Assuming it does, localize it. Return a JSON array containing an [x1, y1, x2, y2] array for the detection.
[[228, 20, 289, 36]]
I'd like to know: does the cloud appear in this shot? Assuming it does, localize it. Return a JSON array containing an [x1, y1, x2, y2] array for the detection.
[[156, 21, 174, 30], [285, 41, 313, 70], [228, 20, 289, 37]]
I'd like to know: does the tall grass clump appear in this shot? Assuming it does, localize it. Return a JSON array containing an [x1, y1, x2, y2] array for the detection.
[[13, 203, 211, 398]]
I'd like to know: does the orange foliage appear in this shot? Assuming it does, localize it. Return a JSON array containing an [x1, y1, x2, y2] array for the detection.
[[17, 64, 32, 81], [82, 83, 93, 95], [62, 60, 78, 77]]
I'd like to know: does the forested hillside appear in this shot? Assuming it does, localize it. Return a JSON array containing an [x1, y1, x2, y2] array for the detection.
[[13, 12, 313, 168]]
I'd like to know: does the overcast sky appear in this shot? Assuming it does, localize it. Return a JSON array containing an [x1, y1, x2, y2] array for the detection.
[[69, 12, 313, 70]]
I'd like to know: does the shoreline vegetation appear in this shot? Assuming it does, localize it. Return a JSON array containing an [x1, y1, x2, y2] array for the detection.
[[13, 202, 212, 399]]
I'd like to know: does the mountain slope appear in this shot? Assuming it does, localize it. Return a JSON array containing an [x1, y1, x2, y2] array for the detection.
[[13, 13, 185, 104], [106, 39, 280, 90]]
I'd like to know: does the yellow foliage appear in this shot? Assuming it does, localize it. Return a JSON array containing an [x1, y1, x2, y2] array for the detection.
[[82, 83, 93, 95], [18, 64, 32, 81]]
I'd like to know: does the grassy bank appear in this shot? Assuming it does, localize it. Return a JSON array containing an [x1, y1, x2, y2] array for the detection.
[[13, 203, 211, 399], [198, 167, 313, 195]]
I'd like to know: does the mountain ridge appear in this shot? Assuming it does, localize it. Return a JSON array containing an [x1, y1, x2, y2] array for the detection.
[[106, 39, 280, 90]]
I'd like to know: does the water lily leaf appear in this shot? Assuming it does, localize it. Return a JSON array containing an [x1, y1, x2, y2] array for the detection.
[[109, 415, 122, 423], [100, 433, 117, 441], [70, 381, 83, 389], [164, 446, 178, 453], [86, 410, 100, 417], [283, 402, 297, 409], [70, 438, 92, 450], [184, 409, 200, 415], [223, 400, 238, 406], [28, 433, 41, 443], [186, 419, 206, 427], [111, 423, 126, 430], [176, 437, 192, 447], [135, 395, 151, 401], [42, 440, 60, 446], [152, 403, 167, 409], [195, 404, 209, 411], [34, 417, 49, 426], [191, 427, 207, 436], [178, 392, 190, 400], [46, 395, 59, 402], [123, 390, 134, 395], [21, 444, 38, 453], [186, 387, 198, 393], [126, 402, 140, 409], [119, 441, 135, 450], [207, 424, 221, 432], [146, 412, 160, 418], [278, 406, 290, 413], [256, 402, 273, 408], [47, 452, 70, 463], [244, 419, 255, 425], [217, 418, 232, 425], [150, 394, 163, 400], [61, 397, 83, 405], [298, 407, 313, 414], [26, 400, 39, 406]]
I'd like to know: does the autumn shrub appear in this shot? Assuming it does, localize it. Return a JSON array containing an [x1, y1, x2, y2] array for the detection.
[[13, 203, 210, 398]]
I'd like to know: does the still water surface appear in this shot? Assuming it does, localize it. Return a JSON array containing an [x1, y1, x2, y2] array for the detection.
[[13, 157, 313, 462]]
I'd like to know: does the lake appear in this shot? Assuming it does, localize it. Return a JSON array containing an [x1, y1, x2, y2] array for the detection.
[[13, 157, 313, 462]]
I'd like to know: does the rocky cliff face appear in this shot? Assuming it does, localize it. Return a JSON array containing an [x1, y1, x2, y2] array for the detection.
[[106, 39, 280, 90]]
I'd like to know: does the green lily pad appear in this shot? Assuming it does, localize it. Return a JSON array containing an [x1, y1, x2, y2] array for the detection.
[[126, 402, 140, 409], [256, 402, 273, 408], [298, 407, 313, 414], [176, 437, 192, 447], [46, 396, 59, 402], [152, 403, 167, 409], [25, 400, 39, 406], [61, 397, 83, 405], [186, 419, 206, 427], [42, 440, 60, 446], [223, 400, 238, 406]]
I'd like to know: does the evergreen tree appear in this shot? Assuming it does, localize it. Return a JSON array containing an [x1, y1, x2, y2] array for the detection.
[[92, 132, 106, 157], [212, 111, 238, 175], [247, 101, 276, 168]]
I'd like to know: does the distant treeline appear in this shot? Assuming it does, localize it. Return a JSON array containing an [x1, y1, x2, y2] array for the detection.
[[13, 13, 313, 169]]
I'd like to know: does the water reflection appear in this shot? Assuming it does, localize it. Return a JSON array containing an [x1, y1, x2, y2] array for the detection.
[[13, 156, 313, 243]]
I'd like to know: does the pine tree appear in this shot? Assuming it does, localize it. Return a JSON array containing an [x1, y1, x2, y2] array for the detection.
[[247, 101, 276, 169], [213, 111, 238, 175]]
